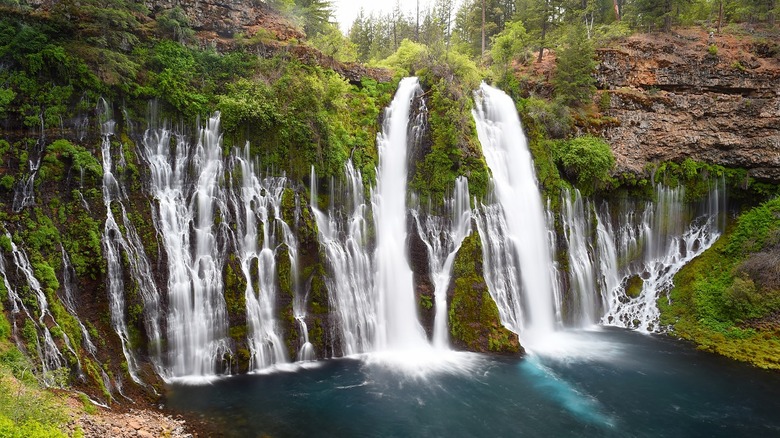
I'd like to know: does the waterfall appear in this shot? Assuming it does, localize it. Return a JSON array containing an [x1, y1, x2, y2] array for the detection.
[[12, 113, 44, 212], [311, 77, 432, 356], [142, 113, 230, 378], [230, 144, 290, 370], [412, 177, 472, 349], [0, 233, 76, 386], [310, 162, 376, 356], [560, 189, 600, 326], [99, 100, 164, 382], [472, 83, 557, 340], [599, 181, 726, 332], [371, 76, 428, 351]]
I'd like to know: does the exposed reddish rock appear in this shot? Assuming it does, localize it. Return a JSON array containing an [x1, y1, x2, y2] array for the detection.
[[594, 28, 780, 180]]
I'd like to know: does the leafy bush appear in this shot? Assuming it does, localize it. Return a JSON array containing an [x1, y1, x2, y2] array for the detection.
[[552, 135, 615, 194]]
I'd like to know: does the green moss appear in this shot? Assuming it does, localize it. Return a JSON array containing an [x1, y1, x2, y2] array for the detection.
[[449, 233, 521, 354], [661, 196, 780, 369], [224, 255, 247, 317], [625, 275, 644, 299], [551, 135, 616, 196], [419, 294, 433, 310], [0, 309, 10, 341], [410, 78, 489, 204]]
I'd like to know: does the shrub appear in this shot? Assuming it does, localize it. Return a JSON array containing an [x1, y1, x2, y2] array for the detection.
[[553, 135, 615, 194]]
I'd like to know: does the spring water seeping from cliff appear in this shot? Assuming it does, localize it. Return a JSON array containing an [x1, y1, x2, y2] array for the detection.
[[598, 181, 726, 332], [411, 177, 472, 349], [99, 100, 163, 383], [230, 144, 296, 370], [141, 113, 231, 379], [310, 161, 376, 356]]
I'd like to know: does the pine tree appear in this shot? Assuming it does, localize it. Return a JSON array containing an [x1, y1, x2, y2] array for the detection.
[[552, 24, 596, 106]]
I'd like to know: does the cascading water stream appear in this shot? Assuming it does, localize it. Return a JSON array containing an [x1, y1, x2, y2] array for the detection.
[[472, 83, 558, 341], [598, 181, 726, 332], [0, 233, 79, 386], [560, 189, 600, 326], [310, 162, 376, 356], [13, 113, 44, 212], [142, 113, 230, 378], [411, 177, 472, 348], [370, 76, 428, 351], [311, 77, 435, 357], [230, 145, 290, 370]]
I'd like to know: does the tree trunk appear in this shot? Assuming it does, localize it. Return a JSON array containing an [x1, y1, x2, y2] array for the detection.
[[717, 0, 724, 34], [416, 0, 420, 42], [481, 0, 486, 56], [663, 0, 673, 32], [613, 0, 620, 21], [537, 0, 548, 63]]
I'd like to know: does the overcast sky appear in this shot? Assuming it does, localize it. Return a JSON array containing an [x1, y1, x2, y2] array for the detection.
[[333, 0, 462, 33]]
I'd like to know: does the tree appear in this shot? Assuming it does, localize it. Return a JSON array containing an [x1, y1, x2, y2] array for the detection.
[[309, 23, 358, 62], [451, 0, 515, 57], [489, 19, 531, 72], [552, 24, 596, 106], [295, 0, 333, 37]]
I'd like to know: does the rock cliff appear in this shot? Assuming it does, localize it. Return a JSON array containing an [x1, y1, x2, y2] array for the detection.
[[595, 28, 780, 181]]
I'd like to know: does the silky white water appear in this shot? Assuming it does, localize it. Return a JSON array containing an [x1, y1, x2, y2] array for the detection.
[[141, 113, 230, 378], [99, 100, 163, 382], [230, 144, 290, 370], [371, 77, 428, 351], [412, 177, 472, 348], [472, 83, 558, 341], [599, 181, 726, 332], [310, 162, 376, 356]]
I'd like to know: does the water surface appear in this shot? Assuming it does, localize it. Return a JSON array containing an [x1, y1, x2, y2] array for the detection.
[[166, 328, 780, 437]]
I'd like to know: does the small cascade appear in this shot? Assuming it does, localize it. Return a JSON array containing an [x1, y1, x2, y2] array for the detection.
[[310, 162, 376, 356], [98, 100, 163, 382], [560, 189, 600, 325], [141, 113, 231, 378], [600, 181, 726, 332], [290, 194, 315, 362], [0, 233, 78, 386], [230, 145, 289, 370], [472, 83, 557, 340], [473, 201, 524, 332], [61, 246, 116, 397], [13, 113, 44, 212], [370, 76, 428, 351], [59, 248, 97, 357], [412, 177, 472, 348]]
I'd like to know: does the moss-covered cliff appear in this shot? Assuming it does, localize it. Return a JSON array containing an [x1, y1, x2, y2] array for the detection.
[[448, 232, 522, 354]]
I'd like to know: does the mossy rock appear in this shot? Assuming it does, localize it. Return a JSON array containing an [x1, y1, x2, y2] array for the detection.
[[448, 232, 523, 354], [625, 275, 644, 298]]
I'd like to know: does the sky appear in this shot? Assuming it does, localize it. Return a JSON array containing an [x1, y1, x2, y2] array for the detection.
[[332, 0, 461, 33]]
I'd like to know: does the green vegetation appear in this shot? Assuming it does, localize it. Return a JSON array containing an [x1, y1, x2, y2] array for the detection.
[[660, 196, 780, 369], [0, 320, 77, 436], [551, 135, 615, 195], [449, 233, 521, 354]]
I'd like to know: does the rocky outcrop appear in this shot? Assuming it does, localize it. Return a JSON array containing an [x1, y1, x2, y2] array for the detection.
[[448, 232, 523, 355], [595, 29, 780, 180]]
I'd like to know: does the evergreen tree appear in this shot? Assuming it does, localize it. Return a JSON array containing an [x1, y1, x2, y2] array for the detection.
[[552, 24, 596, 106]]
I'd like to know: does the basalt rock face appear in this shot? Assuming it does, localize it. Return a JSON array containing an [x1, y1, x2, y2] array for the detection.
[[595, 29, 780, 181], [145, 0, 284, 38]]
